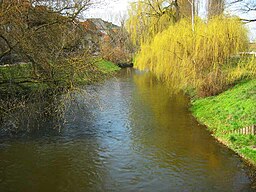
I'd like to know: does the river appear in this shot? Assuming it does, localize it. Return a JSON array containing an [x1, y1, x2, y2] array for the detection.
[[0, 69, 255, 191]]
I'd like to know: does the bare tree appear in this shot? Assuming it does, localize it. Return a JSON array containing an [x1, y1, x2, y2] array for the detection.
[[100, 15, 134, 64], [0, 0, 98, 87], [208, 0, 224, 18], [228, 0, 256, 23]]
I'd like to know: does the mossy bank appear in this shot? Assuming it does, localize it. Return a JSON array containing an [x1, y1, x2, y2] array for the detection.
[[191, 79, 256, 165]]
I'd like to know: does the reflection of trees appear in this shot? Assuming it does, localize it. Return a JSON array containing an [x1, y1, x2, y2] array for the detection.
[[131, 72, 240, 179], [0, 88, 104, 135], [0, 91, 66, 133], [0, 88, 106, 191]]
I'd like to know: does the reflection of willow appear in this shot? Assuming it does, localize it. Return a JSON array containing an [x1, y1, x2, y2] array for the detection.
[[131, 72, 231, 175], [131, 72, 190, 147], [0, 90, 67, 133]]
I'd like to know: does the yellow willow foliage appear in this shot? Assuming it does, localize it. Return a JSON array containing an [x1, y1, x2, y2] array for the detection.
[[228, 56, 256, 82], [126, 0, 193, 47], [126, 0, 176, 47], [135, 17, 252, 97]]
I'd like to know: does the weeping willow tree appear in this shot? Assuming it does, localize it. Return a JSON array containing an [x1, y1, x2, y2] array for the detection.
[[126, 0, 192, 47], [135, 17, 253, 97]]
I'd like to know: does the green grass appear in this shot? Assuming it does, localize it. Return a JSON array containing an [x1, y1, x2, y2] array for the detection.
[[0, 63, 46, 93], [191, 79, 256, 164], [0, 59, 121, 94], [74, 59, 120, 85], [96, 59, 120, 73], [0, 63, 33, 81]]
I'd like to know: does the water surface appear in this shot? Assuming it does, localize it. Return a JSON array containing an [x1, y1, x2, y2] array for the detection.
[[0, 69, 254, 192]]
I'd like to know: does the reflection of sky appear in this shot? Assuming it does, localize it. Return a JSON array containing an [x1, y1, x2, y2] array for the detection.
[[85, 0, 256, 41]]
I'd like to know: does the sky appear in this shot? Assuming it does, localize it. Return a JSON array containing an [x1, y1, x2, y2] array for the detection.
[[85, 0, 133, 25], [85, 0, 256, 41], [225, 0, 256, 41]]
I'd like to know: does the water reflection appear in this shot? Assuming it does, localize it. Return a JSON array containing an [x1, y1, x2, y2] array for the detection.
[[0, 69, 255, 191], [130, 72, 252, 191], [0, 92, 66, 137]]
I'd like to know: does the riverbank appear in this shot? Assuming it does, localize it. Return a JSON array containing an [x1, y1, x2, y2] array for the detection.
[[0, 59, 120, 92], [96, 59, 121, 73], [191, 79, 256, 165]]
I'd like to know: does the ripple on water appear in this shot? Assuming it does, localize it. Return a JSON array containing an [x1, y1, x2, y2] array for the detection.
[[0, 69, 255, 192]]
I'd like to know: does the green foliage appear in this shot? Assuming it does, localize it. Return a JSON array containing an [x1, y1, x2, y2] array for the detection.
[[134, 16, 253, 97]]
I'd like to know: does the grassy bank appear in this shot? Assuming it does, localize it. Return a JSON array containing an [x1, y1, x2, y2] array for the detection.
[[191, 79, 256, 164], [74, 59, 120, 85], [0, 59, 120, 92], [96, 59, 120, 73]]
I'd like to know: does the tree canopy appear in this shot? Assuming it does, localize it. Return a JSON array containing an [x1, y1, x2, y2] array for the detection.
[[0, 0, 102, 90]]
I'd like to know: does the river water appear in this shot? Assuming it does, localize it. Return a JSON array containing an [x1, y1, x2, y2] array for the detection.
[[0, 69, 255, 192]]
